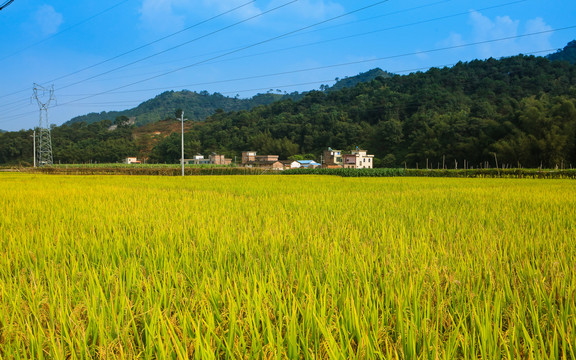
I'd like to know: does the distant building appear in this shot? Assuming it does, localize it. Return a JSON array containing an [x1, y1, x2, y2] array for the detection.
[[343, 149, 374, 169], [255, 154, 279, 162], [270, 161, 284, 170], [323, 147, 343, 167], [281, 160, 295, 169], [209, 153, 232, 166], [183, 155, 211, 165], [124, 157, 141, 164], [296, 160, 321, 168], [183, 153, 232, 165], [241, 151, 280, 168], [288, 161, 301, 169], [242, 151, 257, 164]]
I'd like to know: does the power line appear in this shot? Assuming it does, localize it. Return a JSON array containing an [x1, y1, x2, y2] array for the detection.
[[0, 0, 522, 109], [61, 0, 529, 88], [0, 0, 259, 100], [53, 0, 298, 93], [290, 0, 454, 37], [56, 25, 576, 108], [54, 1, 391, 107], [0, 0, 15, 11], [173, 0, 531, 77], [46, 1, 260, 87], [0, 0, 130, 62], [50, 47, 576, 98], [0, 0, 388, 106], [0, 46, 562, 126], [0, 0, 566, 124]]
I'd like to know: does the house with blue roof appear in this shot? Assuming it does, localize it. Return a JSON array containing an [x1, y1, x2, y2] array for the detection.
[[290, 160, 321, 169]]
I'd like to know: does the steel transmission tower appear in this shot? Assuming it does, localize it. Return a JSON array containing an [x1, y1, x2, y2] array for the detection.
[[33, 84, 55, 166]]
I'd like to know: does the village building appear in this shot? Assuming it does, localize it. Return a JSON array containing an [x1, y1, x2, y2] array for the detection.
[[323, 148, 343, 168], [182, 153, 232, 165], [291, 160, 321, 169], [342, 149, 374, 169], [209, 153, 232, 166], [241, 151, 281, 168], [281, 160, 295, 169], [239, 148, 373, 170], [242, 151, 257, 163], [183, 155, 211, 165], [124, 157, 141, 164], [270, 161, 284, 170]]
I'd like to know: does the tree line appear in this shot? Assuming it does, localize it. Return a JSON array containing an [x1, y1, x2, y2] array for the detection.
[[1, 54, 575, 168]]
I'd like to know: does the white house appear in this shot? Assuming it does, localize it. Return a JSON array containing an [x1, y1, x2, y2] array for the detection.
[[343, 149, 374, 169], [124, 157, 141, 164]]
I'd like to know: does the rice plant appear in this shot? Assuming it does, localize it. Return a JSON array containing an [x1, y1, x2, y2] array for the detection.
[[0, 174, 574, 358]]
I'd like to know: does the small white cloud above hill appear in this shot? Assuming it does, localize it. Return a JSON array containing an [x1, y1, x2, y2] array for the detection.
[[138, 0, 344, 33], [35, 5, 64, 36], [139, 0, 186, 33], [440, 11, 553, 59]]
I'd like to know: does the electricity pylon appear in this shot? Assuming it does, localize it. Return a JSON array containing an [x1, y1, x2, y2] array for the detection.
[[33, 84, 55, 166]]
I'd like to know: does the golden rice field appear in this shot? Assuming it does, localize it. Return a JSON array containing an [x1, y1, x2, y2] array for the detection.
[[0, 174, 575, 359]]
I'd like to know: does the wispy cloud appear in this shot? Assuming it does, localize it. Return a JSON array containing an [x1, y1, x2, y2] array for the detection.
[[34, 5, 64, 36], [440, 11, 553, 59], [469, 11, 520, 58], [139, 0, 187, 33], [138, 0, 263, 33], [283, 0, 345, 21], [199, 0, 262, 18], [138, 0, 345, 33], [441, 32, 465, 48], [523, 17, 553, 52]]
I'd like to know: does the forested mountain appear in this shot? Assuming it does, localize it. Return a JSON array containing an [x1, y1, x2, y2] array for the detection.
[[65, 68, 393, 127], [328, 68, 393, 92], [2, 47, 576, 168], [547, 40, 576, 64], [65, 91, 287, 126], [150, 55, 576, 168]]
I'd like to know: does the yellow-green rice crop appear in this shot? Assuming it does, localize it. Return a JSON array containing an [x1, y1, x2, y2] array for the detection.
[[0, 174, 574, 359]]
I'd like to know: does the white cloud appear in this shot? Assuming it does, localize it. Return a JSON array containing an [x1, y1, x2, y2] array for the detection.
[[138, 0, 265, 33], [35, 5, 64, 36], [523, 17, 553, 52], [200, 0, 262, 18], [441, 32, 465, 48], [440, 11, 554, 60], [469, 10, 520, 58], [139, 0, 187, 32], [196, 0, 345, 23], [287, 0, 345, 21], [138, 0, 346, 33]]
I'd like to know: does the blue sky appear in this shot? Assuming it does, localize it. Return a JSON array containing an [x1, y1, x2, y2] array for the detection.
[[0, 0, 574, 131]]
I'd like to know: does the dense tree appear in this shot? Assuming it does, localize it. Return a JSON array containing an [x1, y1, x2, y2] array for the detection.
[[2, 52, 576, 168], [547, 40, 576, 64]]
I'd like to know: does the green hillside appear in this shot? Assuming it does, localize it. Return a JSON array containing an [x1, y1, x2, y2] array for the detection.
[[65, 90, 286, 127], [149, 54, 574, 168], [328, 68, 394, 92], [64, 69, 393, 127], [547, 40, 576, 64], [2, 46, 576, 167]]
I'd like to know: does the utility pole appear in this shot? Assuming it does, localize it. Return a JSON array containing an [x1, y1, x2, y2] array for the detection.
[[32, 129, 36, 167], [181, 110, 185, 177], [178, 110, 188, 176], [33, 84, 55, 166]]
